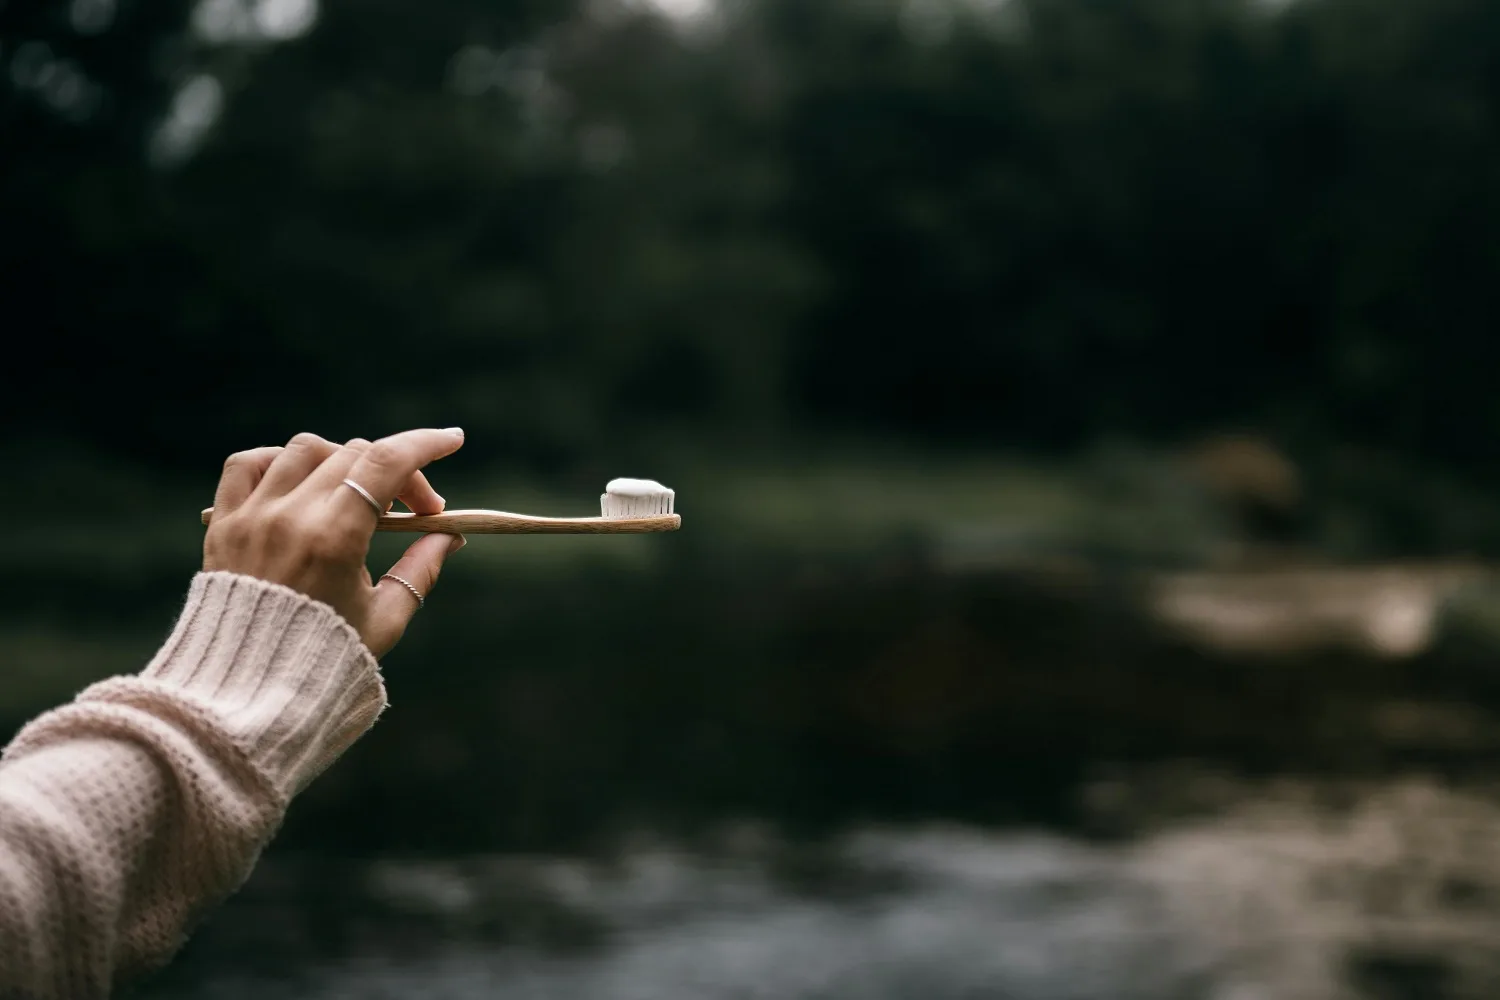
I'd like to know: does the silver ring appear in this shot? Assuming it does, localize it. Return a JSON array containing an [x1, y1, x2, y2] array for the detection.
[[380, 573, 424, 610], [342, 478, 383, 516]]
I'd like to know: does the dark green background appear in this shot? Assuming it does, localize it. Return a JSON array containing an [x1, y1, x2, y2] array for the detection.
[[7, 0, 1500, 962]]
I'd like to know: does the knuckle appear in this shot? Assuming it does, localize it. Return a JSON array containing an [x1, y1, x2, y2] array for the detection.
[[209, 512, 254, 551], [308, 532, 350, 562], [262, 506, 298, 540], [287, 431, 327, 451], [339, 516, 371, 544], [366, 440, 403, 469], [318, 515, 369, 554], [223, 445, 279, 474], [223, 449, 254, 472]]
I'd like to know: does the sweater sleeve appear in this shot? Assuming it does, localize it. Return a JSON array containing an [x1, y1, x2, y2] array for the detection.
[[0, 571, 387, 999]]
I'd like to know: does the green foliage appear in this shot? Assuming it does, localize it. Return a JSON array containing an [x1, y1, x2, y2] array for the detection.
[[11, 0, 1500, 860], [6, 0, 1500, 486]]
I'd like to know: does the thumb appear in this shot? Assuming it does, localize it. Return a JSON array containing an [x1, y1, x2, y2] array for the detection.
[[367, 532, 466, 657]]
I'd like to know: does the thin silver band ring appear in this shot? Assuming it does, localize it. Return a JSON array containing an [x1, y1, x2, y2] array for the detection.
[[342, 478, 383, 516], [380, 573, 425, 610]]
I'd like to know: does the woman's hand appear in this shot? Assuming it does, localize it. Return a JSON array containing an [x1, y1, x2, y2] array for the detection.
[[202, 428, 467, 657]]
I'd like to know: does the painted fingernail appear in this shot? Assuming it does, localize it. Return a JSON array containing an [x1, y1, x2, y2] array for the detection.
[[448, 534, 467, 553]]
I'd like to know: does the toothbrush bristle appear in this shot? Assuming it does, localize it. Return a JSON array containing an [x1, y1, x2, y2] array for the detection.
[[601, 479, 675, 518]]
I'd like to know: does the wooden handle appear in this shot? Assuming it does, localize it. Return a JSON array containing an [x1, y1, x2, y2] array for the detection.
[[200, 508, 681, 534]]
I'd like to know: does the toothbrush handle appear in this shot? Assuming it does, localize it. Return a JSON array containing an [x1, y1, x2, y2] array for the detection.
[[199, 508, 681, 534]]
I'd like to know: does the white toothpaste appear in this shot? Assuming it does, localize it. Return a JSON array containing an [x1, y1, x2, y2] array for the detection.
[[601, 478, 675, 517]]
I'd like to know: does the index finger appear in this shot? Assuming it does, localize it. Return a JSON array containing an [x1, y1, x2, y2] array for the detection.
[[330, 427, 466, 512]]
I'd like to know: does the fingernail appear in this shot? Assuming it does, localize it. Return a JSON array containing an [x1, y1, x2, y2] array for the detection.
[[444, 427, 464, 438], [434, 493, 447, 508], [448, 533, 467, 553]]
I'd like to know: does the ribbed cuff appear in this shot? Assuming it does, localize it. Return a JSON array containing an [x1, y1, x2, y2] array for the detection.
[[124, 571, 388, 799]]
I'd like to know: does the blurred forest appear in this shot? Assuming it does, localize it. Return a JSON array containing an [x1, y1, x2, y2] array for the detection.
[[9, 0, 1500, 867], [6, 0, 1500, 485], [18, 2, 1500, 995]]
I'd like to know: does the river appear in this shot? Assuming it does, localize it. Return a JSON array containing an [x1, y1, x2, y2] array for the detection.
[[148, 778, 1500, 1000]]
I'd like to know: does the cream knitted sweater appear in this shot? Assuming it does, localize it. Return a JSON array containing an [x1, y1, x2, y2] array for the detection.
[[0, 571, 388, 998]]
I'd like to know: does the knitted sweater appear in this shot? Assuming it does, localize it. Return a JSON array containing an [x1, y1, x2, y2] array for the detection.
[[0, 572, 388, 998]]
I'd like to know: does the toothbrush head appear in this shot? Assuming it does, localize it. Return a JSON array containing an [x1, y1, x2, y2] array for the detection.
[[601, 478, 676, 518]]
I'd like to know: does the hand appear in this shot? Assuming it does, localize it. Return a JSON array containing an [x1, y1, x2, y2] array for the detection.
[[202, 428, 467, 657]]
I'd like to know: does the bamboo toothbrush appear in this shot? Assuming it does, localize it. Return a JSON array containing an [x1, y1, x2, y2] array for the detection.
[[200, 478, 680, 534]]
